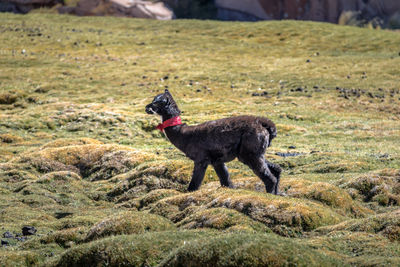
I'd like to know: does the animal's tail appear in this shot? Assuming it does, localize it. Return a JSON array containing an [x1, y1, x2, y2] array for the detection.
[[259, 117, 277, 146]]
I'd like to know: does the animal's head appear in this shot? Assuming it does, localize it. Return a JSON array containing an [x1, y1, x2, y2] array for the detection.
[[145, 89, 181, 118]]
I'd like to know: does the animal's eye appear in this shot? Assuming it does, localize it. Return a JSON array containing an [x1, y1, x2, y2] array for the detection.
[[155, 97, 167, 105], [152, 94, 169, 106], [153, 96, 162, 103]]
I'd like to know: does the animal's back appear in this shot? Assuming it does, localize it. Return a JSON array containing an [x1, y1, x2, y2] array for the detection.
[[181, 115, 276, 150], [188, 115, 273, 130], [211, 115, 276, 141]]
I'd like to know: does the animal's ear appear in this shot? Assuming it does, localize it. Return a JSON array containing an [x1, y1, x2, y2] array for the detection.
[[164, 89, 169, 94]]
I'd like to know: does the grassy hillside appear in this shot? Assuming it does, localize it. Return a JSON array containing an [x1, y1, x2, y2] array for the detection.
[[0, 13, 400, 266]]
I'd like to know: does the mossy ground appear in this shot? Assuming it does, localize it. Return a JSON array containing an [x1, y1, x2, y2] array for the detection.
[[0, 13, 400, 266]]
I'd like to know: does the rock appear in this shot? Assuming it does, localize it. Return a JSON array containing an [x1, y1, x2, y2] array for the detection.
[[215, 0, 356, 22], [3, 231, 14, 239], [275, 152, 303, 157], [0, 1, 19, 13], [45, 252, 55, 257], [367, 0, 400, 19], [214, 0, 400, 27], [15, 236, 27, 242], [60, 0, 175, 20], [34, 87, 50, 93], [54, 212, 73, 219], [0, 0, 60, 14], [22, 226, 37, 236]]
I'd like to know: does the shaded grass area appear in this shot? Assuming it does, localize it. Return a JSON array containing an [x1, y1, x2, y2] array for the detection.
[[1, 13, 400, 266]]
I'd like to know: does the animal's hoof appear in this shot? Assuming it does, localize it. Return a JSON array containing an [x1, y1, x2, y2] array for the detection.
[[276, 192, 287, 197]]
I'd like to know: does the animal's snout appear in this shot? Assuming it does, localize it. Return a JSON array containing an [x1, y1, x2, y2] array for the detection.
[[145, 104, 156, 114]]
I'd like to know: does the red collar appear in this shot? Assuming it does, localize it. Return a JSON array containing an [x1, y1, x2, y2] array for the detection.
[[156, 116, 182, 131]]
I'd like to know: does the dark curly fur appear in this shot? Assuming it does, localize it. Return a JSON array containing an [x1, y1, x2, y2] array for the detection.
[[146, 90, 282, 194]]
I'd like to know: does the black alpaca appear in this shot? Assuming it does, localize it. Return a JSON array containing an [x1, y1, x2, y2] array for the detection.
[[145, 90, 282, 195]]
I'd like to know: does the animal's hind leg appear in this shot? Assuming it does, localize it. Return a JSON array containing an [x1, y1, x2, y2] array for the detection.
[[240, 156, 277, 194], [187, 161, 208, 192], [212, 162, 234, 188], [266, 161, 282, 195]]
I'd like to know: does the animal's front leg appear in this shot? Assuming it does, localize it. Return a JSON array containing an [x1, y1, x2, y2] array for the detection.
[[187, 161, 208, 192], [212, 163, 234, 188]]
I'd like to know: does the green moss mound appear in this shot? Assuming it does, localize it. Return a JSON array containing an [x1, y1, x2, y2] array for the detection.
[[306, 231, 400, 266], [107, 161, 192, 201], [147, 187, 344, 235], [14, 143, 155, 180], [12, 170, 94, 208], [52, 230, 213, 267], [159, 232, 344, 267], [177, 207, 272, 233], [0, 92, 19, 105], [234, 177, 371, 217], [339, 169, 400, 207], [0, 133, 24, 143], [84, 211, 176, 242], [52, 231, 345, 267], [40, 227, 86, 248], [316, 209, 400, 241], [0, 251, 41, 267], [41, 138, 104, 148]]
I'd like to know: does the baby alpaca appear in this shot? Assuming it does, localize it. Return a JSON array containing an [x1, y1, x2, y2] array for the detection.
[[145, 90, 282, 194]]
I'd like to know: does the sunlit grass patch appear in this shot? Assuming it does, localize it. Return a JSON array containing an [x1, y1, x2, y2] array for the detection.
[[177, 207, 272, 233], [338, 169, 400, 207], [146, 187, 344, 236], [1, 12, 400, 266], [159, 232, 345, 267], [305, 231, 400, 266], [84, 211, 175, 242], [51, 230, 215, 267]]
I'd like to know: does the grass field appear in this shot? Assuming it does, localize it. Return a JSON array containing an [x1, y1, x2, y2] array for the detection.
[[1, 13, 400, 266]]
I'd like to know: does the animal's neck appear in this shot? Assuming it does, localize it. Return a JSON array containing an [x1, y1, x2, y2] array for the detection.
[[161, 112, 179, 122], [162, 116, 186, 151], [157, 116, 182, 131]]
